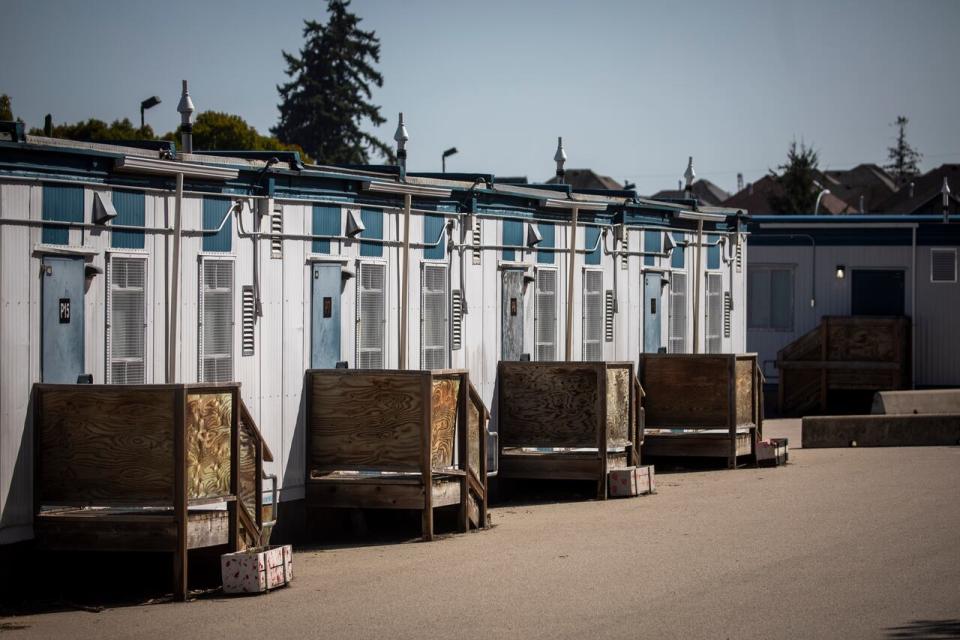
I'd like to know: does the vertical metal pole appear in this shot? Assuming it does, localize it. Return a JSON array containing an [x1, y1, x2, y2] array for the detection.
[[692, 218, 704, 354], [911, 226, 917, 389], [565, 206, 579, 361], [399, 193, 412, 369], [168, 172, 184, 382]]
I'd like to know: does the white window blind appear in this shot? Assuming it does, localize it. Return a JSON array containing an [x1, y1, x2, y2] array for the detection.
[[705, 273, 723, 354], [421, 264, 449, 370], [668, 272, 687, 354], [106, 256, 146, 384], [582, 270, 603, 361], [931, 248, 957, 283], [199, 259, 234, 383], [535, 268, 557, 361], [357, 262, 386, 368]]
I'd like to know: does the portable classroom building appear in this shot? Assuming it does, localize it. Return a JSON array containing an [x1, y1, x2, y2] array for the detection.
[[747, 215, 960, 394], [0, 134, 748, 543]]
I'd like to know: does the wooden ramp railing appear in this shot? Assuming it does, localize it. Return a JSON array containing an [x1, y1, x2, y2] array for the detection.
[[238, 399, 274, 548]]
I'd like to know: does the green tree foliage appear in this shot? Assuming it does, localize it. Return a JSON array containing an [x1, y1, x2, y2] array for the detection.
[[885, 115, 922, 187], [192, 111, 310, 160], [28, 117, 155, 141], [769, 141, 820, 213], [0, 94, 13, 121], [273, 0, 394, 164]]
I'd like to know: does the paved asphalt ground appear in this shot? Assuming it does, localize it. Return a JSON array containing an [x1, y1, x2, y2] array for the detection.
[[3, 419, 959, 639]]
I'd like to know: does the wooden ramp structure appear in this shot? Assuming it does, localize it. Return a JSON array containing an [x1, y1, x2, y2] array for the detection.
[[640, 354, 761, 469], [306, 369, 488, 542], [33, 383, 273, 601], [778, 316, 910, 416], [496, 361, 642, 500]]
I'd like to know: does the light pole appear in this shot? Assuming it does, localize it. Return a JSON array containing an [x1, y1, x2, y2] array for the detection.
[[442, 147, 458, 173], [140, 95, 161, 130], [813, 181, 831, 215]]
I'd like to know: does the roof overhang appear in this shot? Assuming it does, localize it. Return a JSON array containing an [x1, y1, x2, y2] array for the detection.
[[542, 198, 608, 211], [362, 180, 452, 198], [114, 156, 239, 180]]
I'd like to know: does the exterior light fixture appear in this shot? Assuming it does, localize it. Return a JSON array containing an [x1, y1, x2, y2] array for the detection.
[[140, 95, 161, 130], [442, 147, 458, 173], [836, 264, 846, 280]]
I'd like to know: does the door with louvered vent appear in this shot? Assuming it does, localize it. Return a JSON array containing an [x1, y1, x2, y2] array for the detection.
[[421, 264, 449, 369], [642, 273, 662, 353], [534, 269, 557, 361], [705, 273, 723, 354], [668, 272, 687, 354], [357, 262, 386, 368], [199, 259, 234, 383], [107, 256, 146, 383], [502, 269, 524, 361], [311, 263, 341, 368], [582, 270, 603, 361]]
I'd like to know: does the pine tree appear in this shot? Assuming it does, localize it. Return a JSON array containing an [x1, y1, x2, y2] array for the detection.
[[0, 95, 13, 121], [769, 141, 821, 213], [885, 116, 922, 187], [273, 1, 393, 164]]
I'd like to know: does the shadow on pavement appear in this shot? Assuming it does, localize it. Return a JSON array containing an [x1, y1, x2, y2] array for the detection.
[[886, 619, 960, 639]]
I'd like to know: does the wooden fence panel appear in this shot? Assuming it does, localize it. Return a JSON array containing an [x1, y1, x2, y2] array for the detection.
[[606, 365, 632, 447], [430, 376, 460, 470], [185, 392, 233, 500], [641, 356, 730, 428]]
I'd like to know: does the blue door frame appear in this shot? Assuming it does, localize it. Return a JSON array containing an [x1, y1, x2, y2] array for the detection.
[[311, 263, 341, 368], [42, 256, 85, 383]]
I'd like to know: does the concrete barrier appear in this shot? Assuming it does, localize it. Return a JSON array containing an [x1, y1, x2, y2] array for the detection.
[[802, 414, 960, 448], [871, 389, 960, 415]]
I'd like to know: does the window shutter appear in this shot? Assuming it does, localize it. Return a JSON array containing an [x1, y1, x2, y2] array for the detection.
[[723, 291, 732, 339], [451, 289, 463, 351], [582, 270, 603, 361], [705, 273, 723, 354], [356, 262, 386, 368], [472, 217, 482, 265], [270, 212, 283, 259], [242, 285, 255, 356], [931, 249, 957, 283], [199, 259, 234, 382], [534, 269, 557, 361], [420, 264, 449, 369], [668, 272, 687, 354], [106, 256, 146, 384], [604, 290, 615, 342]]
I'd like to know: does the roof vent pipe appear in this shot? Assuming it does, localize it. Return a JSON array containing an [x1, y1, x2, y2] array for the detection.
[[394, 112, 409, 181], [909, 181, 915, 199], [177, 80, 195, 154], [859, 194, 865, 214], [943, 177, 951, 224], [554, 137, 566, 184], [684, 156, 695, 198]]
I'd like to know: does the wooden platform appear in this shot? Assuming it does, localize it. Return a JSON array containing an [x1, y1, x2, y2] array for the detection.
[[639, 354, 761, 468], [305, 369, 488, 541], [496, 362, 641, 499]]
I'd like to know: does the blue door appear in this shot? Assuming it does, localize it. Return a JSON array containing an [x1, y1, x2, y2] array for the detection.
[[311, 264, 341, 368], [42, 256, 85, 383], [643, 273, 662, 353]]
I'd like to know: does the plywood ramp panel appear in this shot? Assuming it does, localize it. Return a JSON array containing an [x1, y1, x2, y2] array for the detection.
[[310, 373, 424, 472], [735, 357, 755, 426], [430, 376, 459, 470], [605, 365, 631, 447], [185, 392, 233, 500], [641, 356, 729, 428], [498, 363, 598, 448], [38, 388, 175, 504]]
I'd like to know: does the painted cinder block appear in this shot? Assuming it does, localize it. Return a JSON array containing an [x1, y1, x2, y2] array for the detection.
[[608, 465, 656, 498], [221, 544, 293, 594]]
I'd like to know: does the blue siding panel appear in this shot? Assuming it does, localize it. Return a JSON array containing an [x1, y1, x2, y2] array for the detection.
[[42, 184, 83, 245], [537, 222, 554, 264], [202, 198, 232, 252], [111, 190, 145, 249], [312, 204, 341, 254], [502, 220, 522, 261], [644, 229, 661, 266], [671, 232, 685, 269], [423, 213, 445, 260], [707, 233, 720, 269], [584, 226, 601, 265], [359, 208, 383, 257]]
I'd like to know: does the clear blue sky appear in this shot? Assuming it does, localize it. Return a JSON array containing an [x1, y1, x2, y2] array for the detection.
[[2, 0, 958, 195]]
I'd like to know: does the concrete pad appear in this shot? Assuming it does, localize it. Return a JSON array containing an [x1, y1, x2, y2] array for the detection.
[[871, 388, 960, 415], [803, 413, 960, 448]]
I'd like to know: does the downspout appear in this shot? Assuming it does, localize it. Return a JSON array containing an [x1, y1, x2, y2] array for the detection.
[[911, 226, 917, 388], [167, 172, 184, 383], [565, 206, 579, 361], [692, 218, 704, 354], [399, 192, 412, 369]]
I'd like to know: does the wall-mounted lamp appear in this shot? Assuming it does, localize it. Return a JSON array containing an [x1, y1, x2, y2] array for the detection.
[[836, 264, 846, 280], [526, 224, 543, 247], [345, 208, 365, 237]]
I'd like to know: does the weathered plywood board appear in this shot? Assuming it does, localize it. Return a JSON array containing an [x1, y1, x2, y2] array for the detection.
[[310, 373, 424, 472], [38, 389, 175, 505], [641, 356, 730, 428], [186, 392, 233, 500], [606, 366, 631, 447], [826, 318, 905, 362], [735, 357, 755, 426], [430, 377, 459, 470], [498, 363, 599, 448], [238, 419, 257, 516], [468, 394, 481, 475]]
